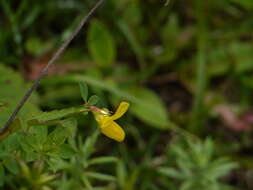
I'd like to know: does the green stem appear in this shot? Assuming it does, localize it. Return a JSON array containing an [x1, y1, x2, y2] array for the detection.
[[190, 0, 208, 132]]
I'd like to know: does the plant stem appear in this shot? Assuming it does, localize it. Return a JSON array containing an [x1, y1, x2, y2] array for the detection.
[[190, 0, 208, 132], [0, 0, 106, 136]]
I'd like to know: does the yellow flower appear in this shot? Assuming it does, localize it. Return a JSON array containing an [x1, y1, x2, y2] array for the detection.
[[92, 102, 129, 142]]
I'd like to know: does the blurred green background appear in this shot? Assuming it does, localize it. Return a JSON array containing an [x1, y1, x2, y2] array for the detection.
[[1, 0, 253, 189]]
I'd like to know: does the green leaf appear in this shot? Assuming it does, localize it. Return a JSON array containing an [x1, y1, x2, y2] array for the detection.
[[117, 160, 127, 188], [125, 167, 141, 190], [158, 14, 180, 63], [157, 167, 185, 179], [47, 158, 68, 172], [88, 95, 99, 105], [88, 156, 118, 166], [86, 172, 116, 181], [58, 144, 76, 159], [82, 175, 93, 190], [208, 159, 238, 179], [180, 181, 194, 190], [19, 126, 48, 156], [60, 118, 77, 138], [128, 87, 169, 129], [27, 106, 88, 126], [46, 119, 77, 150], [82, 130, 99, 159], [79, 82, 88, 102], [4, 157, 19, 174], [47, 127, 68, 147], [87, 19, 116, 67], [3, 133, 20, 152]]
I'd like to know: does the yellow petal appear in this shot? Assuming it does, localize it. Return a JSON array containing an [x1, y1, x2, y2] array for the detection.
[[110, 102, 130, 120], [100, 120, 125, 142]]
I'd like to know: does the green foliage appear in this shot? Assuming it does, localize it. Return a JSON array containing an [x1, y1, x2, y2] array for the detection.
[[129, 87, 169, 129], [158, 139, 238, 190], [6, 160, 56, 190], [79, 82, 99, 105], [0, 64, 39, 127], [25, 37, 54, 57], [48, 131, 119, 189], [1, 0, 252, 189], [27, 106, 89, 126], [209, 42, 253, 77], [230, 0, 253, 9], [116, 18, 146, 68], [79, 82, 88, 102], [87, 95, 100, 106], [158, 14, 180, 64], [0, 65, 122, 188], [87, 19, 116, 67]]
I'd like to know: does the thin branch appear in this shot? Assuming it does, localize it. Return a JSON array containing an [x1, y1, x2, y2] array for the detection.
[[1, 0, 106, 135]]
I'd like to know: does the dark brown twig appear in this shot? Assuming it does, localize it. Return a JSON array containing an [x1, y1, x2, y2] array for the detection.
[[1, 0, 106, 136]]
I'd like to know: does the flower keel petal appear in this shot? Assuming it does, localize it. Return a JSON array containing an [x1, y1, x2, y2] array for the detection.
[[100, 121, 125, 142]]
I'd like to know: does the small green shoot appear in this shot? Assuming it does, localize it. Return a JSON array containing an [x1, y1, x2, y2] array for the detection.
[[79, 82, 88, 103], [87, 95, 99, 105]]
